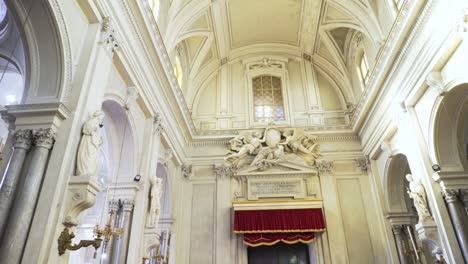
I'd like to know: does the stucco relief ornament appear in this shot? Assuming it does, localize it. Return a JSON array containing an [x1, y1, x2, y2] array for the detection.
[[76, 111, 105, 176], [148, 176, 163, 228], [406, 174, 432, 223], [224, 124, 320, 171]]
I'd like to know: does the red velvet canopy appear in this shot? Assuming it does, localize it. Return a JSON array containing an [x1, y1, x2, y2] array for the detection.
[[234, 208, 325, 247]]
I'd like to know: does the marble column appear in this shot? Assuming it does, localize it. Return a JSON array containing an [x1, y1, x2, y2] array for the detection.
[[443, 189, 468, 262], [0, 128, 55, 263], [118, 199, 134, 263], [105, 199, 121, 264], [461, 189, 468, 213], [392, 225, 410, 264], [0, 129, 33, 240]]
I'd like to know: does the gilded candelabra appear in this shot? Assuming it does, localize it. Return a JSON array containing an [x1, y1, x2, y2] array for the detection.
[[57, 211, 123, 257], [57, 225, 103, 256]]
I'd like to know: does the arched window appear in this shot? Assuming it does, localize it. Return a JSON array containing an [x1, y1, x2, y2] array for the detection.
[[252, 75, 285, 122], [147, 0, 160, 20], [174, 54, 183, 88], [358, 51, 370, 86]]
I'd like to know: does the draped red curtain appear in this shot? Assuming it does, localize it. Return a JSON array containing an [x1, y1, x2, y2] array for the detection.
[[244, 232, 315, 247], [234, 208, 325, 233], [234, 208, 325, 247]]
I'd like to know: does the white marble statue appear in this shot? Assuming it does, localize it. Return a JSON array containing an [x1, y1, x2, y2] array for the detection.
[[223, 125, 320, 170], [225, 131, 265, 165], [280, 129, 319, 157], [76, 111, 105, 176], [406, 174, 432, 222], [148, 176, 163, 228]]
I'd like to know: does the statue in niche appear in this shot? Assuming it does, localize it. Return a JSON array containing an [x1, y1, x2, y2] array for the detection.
[[223, 124, 320, 170], [406, 174, 432, 223], [76, 111, 105, 176], [148, 176, 163, 228]]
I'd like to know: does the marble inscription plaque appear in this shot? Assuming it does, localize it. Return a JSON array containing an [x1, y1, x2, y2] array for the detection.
[[247, 179, 305, 200]]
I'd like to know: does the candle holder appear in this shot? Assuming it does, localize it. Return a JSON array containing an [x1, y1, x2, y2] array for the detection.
[[57, 225, 103, 256]]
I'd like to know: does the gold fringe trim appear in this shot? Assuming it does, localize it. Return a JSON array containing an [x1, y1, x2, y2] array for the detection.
[[244, 238, 315, 247], [234, 228, 326, 234]]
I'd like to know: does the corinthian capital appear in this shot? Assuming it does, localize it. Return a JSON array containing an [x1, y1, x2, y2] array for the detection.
[[121, 199, 135, 212], [214, 164, 236, 178], [443, 189, 460, 203], [34, 128, 56, 149], [14, 129, 33, 149]]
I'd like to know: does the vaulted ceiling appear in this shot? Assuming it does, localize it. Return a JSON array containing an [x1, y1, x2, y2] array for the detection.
[[163, 0, 384, 107]]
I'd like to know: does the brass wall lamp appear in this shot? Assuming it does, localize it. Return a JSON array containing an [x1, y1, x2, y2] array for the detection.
[[57, 226, 103, 257]]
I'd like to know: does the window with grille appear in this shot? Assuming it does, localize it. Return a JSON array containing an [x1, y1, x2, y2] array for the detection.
[[252, 75, 285, 122]]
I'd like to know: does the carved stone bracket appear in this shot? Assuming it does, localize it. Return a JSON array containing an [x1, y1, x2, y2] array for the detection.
[[354, 158, 369, 172], [153, 113, 163, 135], [63, 175, 101, 227], [214, 164, 236, 178], [100, 17, 120, 53], [415, 220, 445, 262], [181, 164, 192, 178], [315, 160, 334, 175]]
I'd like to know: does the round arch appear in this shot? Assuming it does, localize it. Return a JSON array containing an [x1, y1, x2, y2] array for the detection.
[[384, 153, 414, 214], [7, 0, 71, 103], [431, 84, 468, 172]]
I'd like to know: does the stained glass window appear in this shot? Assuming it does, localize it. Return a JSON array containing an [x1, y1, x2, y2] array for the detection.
[[252, 75, 285, 122]]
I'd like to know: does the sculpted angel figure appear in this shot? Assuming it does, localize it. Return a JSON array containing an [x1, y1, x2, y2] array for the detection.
[[76, 111, 105, 176], [406, 174, 432, 222], [280, 129, 319, 158], [225, 131, 265, 165], [148, 176, 163, 227]]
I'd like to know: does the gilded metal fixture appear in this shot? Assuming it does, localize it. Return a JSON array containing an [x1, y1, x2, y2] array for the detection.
[[57, 226, 103, 256], [102, 210, 124, 243]]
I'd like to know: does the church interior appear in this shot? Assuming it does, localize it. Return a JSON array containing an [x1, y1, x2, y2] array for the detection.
[[0, 0, 467, 263]]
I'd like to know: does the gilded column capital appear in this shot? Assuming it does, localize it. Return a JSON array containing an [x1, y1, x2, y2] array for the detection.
[[13, 129, 33, 149], [443, 189, 460, 203], [121, 199, 134, 212], [33, 128, 56, 149]]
